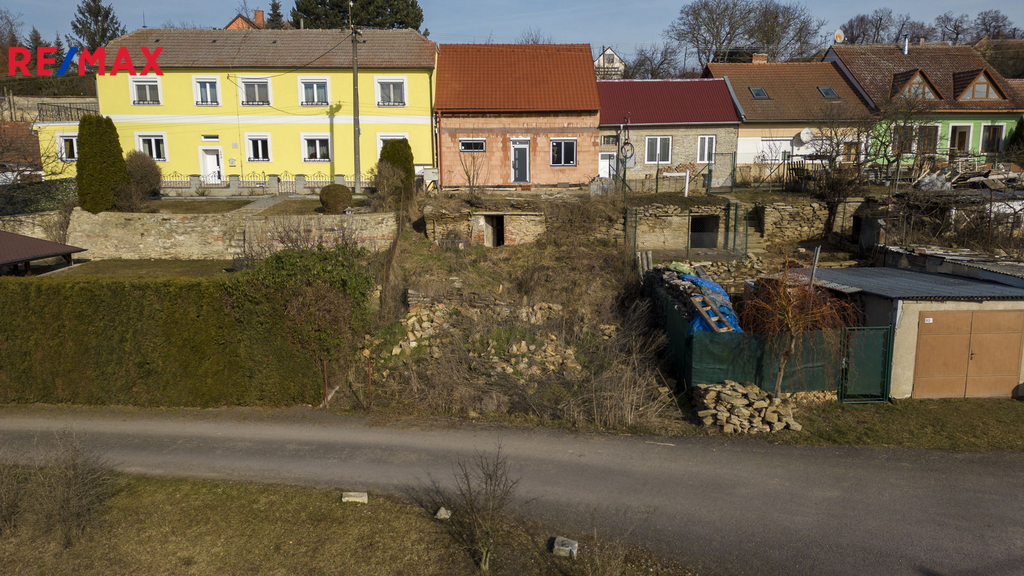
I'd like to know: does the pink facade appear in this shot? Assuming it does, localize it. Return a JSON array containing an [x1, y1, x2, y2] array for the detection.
[[438, 112, 600, 188]]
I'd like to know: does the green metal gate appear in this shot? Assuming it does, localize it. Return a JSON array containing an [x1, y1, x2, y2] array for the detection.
[[839, 326, 892, 403]]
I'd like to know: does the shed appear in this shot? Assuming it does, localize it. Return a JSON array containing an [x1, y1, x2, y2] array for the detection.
[[789, 267, 1024, 399], [0, 230, 85, 275]]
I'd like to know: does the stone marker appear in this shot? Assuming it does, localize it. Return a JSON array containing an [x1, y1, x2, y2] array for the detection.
[[434, 507, 451, 520], [552, 537, 578, 558], [341, 492, 368, 504]]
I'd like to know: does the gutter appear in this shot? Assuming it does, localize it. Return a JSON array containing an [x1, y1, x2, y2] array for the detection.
[[723, 77, 746, 122]]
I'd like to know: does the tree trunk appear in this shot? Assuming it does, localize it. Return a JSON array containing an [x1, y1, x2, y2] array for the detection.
[[774, 335, 797, 397]]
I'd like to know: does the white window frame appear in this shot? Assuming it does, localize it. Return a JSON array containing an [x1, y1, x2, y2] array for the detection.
[[192, 75, 222, 107], [698, 135, 716, 164], [550, 138, 578, 167], [947, 124, 974, 153], [58, 133, 78, 162], [645, 135, 672, 165], [374, 75, 408, 108], [377, 132, 409, 159], [459, 138, 486, 153], [297, 76, 331, 107], [135, 132, 168, 162], [245, 132, 272, 163], [238, 75, 273, 107], [980, 123, 1008, 153], [758, 137, 791, 163], [129, 76, 162, 106], [201, 135, 219, 142], [300, 132, 332, 162]]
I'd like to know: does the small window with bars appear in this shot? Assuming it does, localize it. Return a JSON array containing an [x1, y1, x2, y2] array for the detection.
[[303, 137, 331, 161], [241, 80, 271, 106], [377, 79, 406, 107], [132, 79, 160, 105]]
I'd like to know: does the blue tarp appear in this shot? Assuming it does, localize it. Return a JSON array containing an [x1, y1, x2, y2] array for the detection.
[[680, 275, 743, 333]]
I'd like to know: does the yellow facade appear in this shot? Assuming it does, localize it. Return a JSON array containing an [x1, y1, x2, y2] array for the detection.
[[38, 66, 435, 181]]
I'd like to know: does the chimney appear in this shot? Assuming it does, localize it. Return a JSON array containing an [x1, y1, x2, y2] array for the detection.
[[752, 53, 768, 64], [902, 35, 909, 55], [254, 9, 265, 28], [919, 37, 925, 45]]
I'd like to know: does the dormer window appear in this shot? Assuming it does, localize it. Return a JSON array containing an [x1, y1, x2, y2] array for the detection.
[[902, 73, 936, 99], [818, 86, 839, 99], [960, 72, 1004, 100], [749, 87, 769, 100]]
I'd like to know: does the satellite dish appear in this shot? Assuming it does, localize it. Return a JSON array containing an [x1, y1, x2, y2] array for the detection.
[[795, 128, 814, 146], [834, 29, 846, 44]]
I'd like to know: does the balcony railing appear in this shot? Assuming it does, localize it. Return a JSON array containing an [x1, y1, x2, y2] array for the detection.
[[35, 102, 100, 123]]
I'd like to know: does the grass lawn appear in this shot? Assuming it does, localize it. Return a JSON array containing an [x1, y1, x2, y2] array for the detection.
[[60, 259, 235, 278], [0, 473, 695, 575], [727, 188, 816, 205], [259, 198, 324, 216], [145, 199, 252, 214], [779, 398, 1024, 451]]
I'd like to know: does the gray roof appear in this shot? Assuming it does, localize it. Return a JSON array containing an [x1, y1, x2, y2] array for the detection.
[[106, 28, 436, 69], [786, 267, 1024, 300], [956, 260, 1024, 280], [0, 230, 85, 267]]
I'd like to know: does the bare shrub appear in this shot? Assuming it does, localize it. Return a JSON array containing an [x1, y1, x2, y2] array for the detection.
[[283, 283, 356, 408], [438, 446, 520, 572], [28, 431, 116, 548], [540, 198, 622, 249], [41, 192, 77, 244], [125, 150, 162, 199], [241, 216, 354, 265], [114, 182, 148, 212]]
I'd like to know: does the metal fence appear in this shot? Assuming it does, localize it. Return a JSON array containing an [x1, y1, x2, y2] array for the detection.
[[655, 289, 890, 402], [305, 171, 331, 189], [240, 171, 267, 188], [278, 171, 296, 193], [160, 171, 190, 189], [35, 102, 99, 123], [615, 152, 737, 195]]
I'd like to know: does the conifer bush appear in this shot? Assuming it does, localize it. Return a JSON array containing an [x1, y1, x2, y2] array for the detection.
[[379, 138, 415, 190], [319, 184, 352, 214], [75, 115, 129, 214]]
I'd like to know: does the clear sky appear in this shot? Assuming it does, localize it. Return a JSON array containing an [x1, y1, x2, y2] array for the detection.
[[7, 0, 1024, 60]]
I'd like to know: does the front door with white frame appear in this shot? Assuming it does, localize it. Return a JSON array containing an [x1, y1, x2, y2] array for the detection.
[[200, 148, 222, 184], [511, 140, 530, 183]]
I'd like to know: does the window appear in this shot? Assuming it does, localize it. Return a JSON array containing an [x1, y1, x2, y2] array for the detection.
[[645, 136, 671, 164], [131, 78, 160, 105], [604, 53, 615, 65], [903, 73, 936, 99], [459, 139, 485, 152], [302, 134, 331, 162], [842, 142, 859, 163], [917, 126, 939, 154], [59, 135, 78, 162], [299, 77, 329, 106], [749, 87, 769, 100], [193, 76, 220, 106], [201, 135, 219, 141], [962, 74, 1003, 100], [602, 134, 619, 146], [698, 135, 716, 164], [246, 133, 271, 162], [981, 125, 1004, 153], [240, 78, 271, 106], [550, 139, 577, 166], [818, 86, 839, 99], [137, 134, 167, 161], [376, 77, 406, 107], [893, 126, 914, 154]]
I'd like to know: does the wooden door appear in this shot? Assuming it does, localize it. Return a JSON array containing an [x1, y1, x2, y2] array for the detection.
[[913, 310, 1024, 398]]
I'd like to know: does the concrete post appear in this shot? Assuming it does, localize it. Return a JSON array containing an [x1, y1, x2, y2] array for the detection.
[[295, 174, 307, 195], [228, 175, 240, 196], [189, 175, 201, 196], [267, 175, 280, 195], [334, 174, 346, 186]]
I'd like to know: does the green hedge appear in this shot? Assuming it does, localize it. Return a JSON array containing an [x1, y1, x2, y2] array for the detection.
[[0, 248, 372, 407]]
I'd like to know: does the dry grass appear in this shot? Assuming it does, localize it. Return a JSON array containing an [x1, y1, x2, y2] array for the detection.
[[258, 198, 324, 216], [144, 199, 251, 214], [59, 259, 235, 278]]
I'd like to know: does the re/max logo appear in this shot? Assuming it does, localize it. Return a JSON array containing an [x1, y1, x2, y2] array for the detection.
[[7, 47, 163, 76]]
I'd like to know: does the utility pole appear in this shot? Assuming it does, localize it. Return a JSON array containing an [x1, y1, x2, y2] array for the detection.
[[351, 1, 362, 195]]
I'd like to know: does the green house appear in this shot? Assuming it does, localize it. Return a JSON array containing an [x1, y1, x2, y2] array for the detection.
[[825, 43, 1024, 161]]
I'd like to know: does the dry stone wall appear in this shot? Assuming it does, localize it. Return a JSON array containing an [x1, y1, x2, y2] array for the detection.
[[0, 211, 62, 240], [758, 197, 862, 246], [633, 204, 729, 251]]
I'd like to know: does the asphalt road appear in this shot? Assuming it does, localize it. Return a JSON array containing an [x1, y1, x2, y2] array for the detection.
[[1, 408, 1022, 576]]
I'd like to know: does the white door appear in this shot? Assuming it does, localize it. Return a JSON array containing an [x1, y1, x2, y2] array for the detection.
[[200, 148, 222, 184], [599, 153, 615, 178]]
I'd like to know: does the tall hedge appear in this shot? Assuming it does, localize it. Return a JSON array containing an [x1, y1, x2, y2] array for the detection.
[[0, 247, 373, 407], [1009, 116, 1024, 151], [379, 138, 415, 189], [75, 114, 129, 214]]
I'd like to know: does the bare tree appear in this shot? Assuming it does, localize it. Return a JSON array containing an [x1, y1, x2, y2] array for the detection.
[[808, 103, 876, 235], [622, 43, 681, 79], [665, 0, 755, 66], [972, 10, 1014, 41], [458, 148, 488, 196], [515, 26, 551, 44], [868, 97, 935, 192], [745, 0, 825, 62], [0, 8, 24, 73], [935, 12, 971, 45]]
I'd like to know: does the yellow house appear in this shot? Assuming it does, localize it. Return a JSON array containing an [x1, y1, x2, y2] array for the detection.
[[35, 28, 436, 192]]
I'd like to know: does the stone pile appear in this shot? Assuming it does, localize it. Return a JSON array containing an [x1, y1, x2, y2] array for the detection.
[[692, 380, 802, 434]]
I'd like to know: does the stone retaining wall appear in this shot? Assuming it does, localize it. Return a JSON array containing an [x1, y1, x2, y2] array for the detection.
[[0, 211, 62, 240], [65, 209, 396, 260], [759, 198, 862, 246], [632, 204, 730, 252]]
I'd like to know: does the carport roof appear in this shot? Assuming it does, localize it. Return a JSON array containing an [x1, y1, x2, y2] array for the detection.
[[0, 230, 85, 268], [781, 267, 1024, 300]]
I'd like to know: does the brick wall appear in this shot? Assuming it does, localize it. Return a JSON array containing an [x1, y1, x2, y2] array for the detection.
[[439, 112, 600, 187]]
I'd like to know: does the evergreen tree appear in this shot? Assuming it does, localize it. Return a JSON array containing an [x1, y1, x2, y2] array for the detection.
[[291, 0, 423, 31], [27, 27, 48, 72], [379, 138, 414, 189], [1009, 116, 1024, 150], [76, 115, 129, 214], [69, 0, 126, 50], [54, 33, 66, 63], [267, 0, 286, 29]]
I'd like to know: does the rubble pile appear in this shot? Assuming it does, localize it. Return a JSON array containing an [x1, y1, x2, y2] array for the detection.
[[692, 381, 802, 434]]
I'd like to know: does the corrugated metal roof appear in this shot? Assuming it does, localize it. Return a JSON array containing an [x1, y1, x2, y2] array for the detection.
[[786, 267, 1024, 300], [956, 261, 1024, 279], [0, 231, 85, 267], [596, 79, 740, 126], [104, 28, 436, 69], [435, 44, 600, 112]]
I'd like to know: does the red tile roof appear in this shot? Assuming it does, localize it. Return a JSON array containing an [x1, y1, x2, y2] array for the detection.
[[827, 44, 1024, 112], [597, 79, 739, 126], [105, 28, 435, 69], [435, 44, 600, 112], [703, 62, 871, 121], [0, 231, 85, 268]]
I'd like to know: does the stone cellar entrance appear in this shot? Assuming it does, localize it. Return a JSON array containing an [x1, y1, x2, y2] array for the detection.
[[483, 215, 505, 247], [689, 215, 720, 249]]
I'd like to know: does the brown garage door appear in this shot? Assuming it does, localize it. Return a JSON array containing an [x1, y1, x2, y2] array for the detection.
[[913, 310, 1024, 399]]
